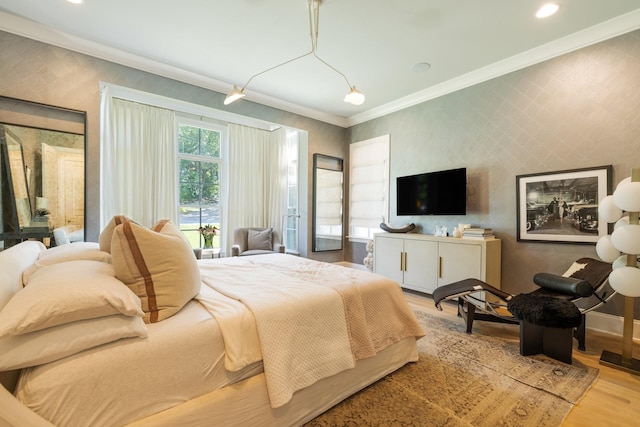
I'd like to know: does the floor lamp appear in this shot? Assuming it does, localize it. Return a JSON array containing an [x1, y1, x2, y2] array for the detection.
[[596, 167, 640, 374]]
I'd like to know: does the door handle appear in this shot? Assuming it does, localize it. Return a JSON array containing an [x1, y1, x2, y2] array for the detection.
[[438, 256, 442, 278], [399, 251, 407, 272]]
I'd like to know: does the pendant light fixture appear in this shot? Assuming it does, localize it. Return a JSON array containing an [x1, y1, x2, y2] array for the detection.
[[224, 0, 364, 106]]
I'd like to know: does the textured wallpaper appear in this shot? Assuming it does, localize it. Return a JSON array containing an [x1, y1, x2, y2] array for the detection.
[[348, 30, 640, 316]]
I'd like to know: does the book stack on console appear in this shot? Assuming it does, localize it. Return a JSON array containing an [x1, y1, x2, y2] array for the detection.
[[463, 228, 495, 239]]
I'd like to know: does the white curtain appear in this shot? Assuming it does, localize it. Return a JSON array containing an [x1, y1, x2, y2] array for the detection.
[[100, 87, 177, 228], [226, 123, 286, 254]]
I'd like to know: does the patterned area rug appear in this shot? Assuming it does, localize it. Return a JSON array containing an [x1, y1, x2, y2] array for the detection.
[[305, 310, 599, 427]]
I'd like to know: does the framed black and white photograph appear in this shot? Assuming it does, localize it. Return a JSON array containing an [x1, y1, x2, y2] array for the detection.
[[516, 165, 612, 244]]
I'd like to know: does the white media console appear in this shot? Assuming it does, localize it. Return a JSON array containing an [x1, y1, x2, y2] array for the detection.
[[373, 233, 501, 295]]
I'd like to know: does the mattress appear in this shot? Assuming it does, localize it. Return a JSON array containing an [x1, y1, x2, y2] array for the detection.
[[128, 336, 418, 427]]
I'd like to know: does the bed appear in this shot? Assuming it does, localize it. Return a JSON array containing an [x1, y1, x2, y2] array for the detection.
[[0, 219, 424, 427]]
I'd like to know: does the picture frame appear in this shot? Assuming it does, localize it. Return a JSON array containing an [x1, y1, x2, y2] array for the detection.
[[516, 165, 612, 244]]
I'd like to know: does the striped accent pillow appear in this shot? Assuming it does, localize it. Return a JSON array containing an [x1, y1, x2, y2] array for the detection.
[[111, 220, 201, 323], [99, 215, 135, 253]]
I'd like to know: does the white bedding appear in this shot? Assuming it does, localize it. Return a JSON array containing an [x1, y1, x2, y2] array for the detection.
[[9, 253, 423, 426], [197, 254, 424, 408], [15, 301, 262, 427], [198, 257, 354, 408]]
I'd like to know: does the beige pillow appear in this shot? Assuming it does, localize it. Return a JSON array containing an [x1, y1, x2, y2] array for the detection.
[[99, 215, 134, 253], [0, 315, 147, 370], [22, 242, 112, 285], [248, 228, 273, 251], [0, 260, 143, 337], [111, 220, 201, 323]]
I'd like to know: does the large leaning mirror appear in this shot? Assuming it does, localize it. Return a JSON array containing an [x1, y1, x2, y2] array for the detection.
[[312, 154, 344, 252], [0, 96, 86, 248]]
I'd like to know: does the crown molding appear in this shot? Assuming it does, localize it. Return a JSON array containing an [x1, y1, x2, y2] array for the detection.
[[2, 9, 639, 129], [0, 11, 349, 128], [346, 9, 640, 127]]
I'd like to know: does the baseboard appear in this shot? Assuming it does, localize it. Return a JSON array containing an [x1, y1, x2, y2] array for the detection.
[[586, 311, 640, 340]]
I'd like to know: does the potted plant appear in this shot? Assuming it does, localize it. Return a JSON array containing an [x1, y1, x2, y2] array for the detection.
[[34, 208, 50, 223]]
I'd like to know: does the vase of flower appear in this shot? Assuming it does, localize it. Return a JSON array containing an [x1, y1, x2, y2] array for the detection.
[[199, 224, 218, 249]]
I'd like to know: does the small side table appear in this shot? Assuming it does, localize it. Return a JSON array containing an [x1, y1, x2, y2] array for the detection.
[[201, 248, 221, 259]]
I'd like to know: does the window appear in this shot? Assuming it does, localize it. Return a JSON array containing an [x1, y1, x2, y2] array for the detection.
[[283, 130, 299, 253], [177, 120, 226, 249], [349, 135, 390, 241]]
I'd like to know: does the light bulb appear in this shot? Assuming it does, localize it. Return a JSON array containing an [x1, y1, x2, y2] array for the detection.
[[344, 87, 365, 105], [536, 3, 559, 19]]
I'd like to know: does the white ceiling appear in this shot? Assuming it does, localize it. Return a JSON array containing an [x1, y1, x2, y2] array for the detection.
[[1, 0, 640, 127]]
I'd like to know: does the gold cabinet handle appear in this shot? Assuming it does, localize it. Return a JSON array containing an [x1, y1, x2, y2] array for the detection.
[[439, 256, 442, 278]]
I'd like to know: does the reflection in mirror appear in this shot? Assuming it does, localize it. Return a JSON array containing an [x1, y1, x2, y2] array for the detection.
[[0, 96, 86, 249], [313, 154, 343, 252], [5, 133, 31, 228], [2, 124, 85, 230]]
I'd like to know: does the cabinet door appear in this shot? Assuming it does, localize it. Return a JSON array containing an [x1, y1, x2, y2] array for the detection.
[[403, 239, 439, 293], [374, 236, 404, 284], [438, 242, 482, 286]]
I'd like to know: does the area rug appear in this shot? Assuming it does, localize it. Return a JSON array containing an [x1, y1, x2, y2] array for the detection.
[[305, 310, 599, 427]]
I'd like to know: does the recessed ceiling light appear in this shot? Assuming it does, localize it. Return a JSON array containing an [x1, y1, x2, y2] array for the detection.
[[67, 0, 83, 4], [536, 3, 559, 19], [411, 62, 431, 73]]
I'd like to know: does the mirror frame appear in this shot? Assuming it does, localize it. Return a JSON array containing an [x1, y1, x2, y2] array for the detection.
[[2, 130, 31, 229], [0, 96, 87, 247], [312, 153, 344, 252]]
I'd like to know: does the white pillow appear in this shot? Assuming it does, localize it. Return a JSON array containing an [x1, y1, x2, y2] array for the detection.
[[0, 260, 143, 337], [111, 220, 201, 323], [0, 241, 46, 311], [22, 242, 112, 285], [0, 315, 147, 370], [248, 228, 273, 251]]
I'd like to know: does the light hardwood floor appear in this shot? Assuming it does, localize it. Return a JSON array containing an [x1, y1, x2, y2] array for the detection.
[[403, 291, 640, 426]]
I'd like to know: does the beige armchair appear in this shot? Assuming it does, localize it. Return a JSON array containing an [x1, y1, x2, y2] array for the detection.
[[231, 227, 285, 257]]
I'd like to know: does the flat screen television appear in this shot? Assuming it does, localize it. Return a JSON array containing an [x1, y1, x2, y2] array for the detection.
[[397, 168, 466, 215]]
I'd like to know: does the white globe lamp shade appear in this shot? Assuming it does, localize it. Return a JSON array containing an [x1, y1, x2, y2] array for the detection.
[[611, 224, 640, 255], [613, 254, 640, 270], [598, 195, 622, 223], [616, 177, 631, 190], [613, 255, 628, 270], [613, 181, 640, 212], [596, 235, 621, 262], [614, 216, 630, 230], [609, 266, 640, 297]]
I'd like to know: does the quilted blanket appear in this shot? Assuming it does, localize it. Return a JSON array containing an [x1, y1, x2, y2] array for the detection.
[[197, 254, 424, 408]]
